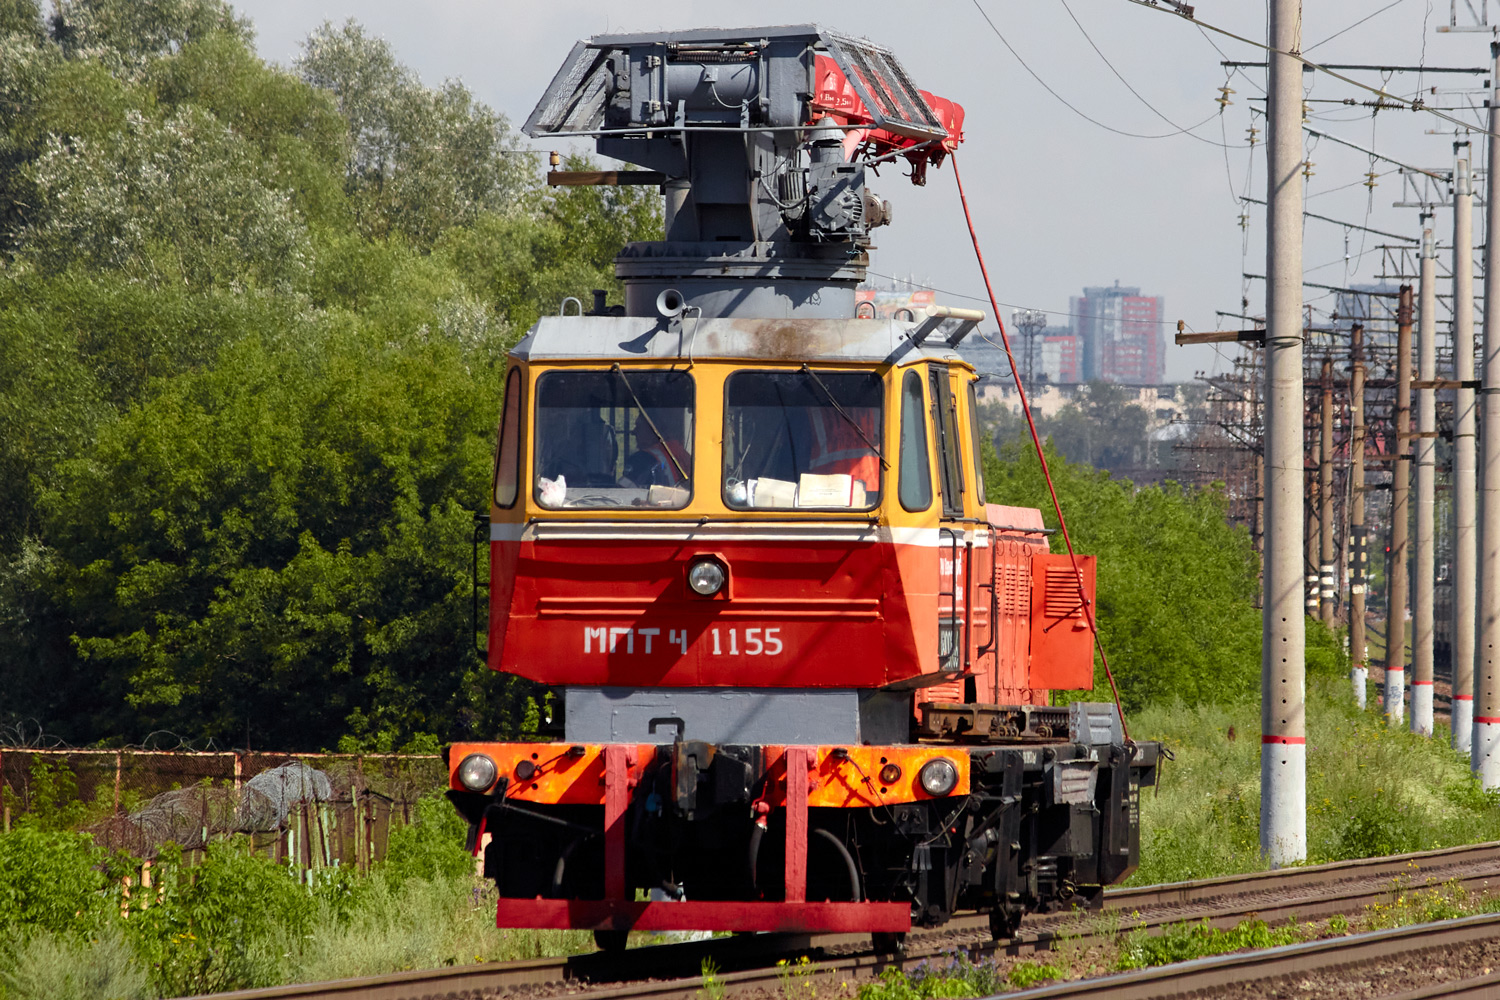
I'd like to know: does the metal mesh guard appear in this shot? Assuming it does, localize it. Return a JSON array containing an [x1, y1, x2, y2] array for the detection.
[[525, 28, 948, 142], [820, 30, 947, 141], [524, 40, 613, 136]]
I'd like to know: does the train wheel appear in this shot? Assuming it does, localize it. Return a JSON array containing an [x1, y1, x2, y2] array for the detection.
[[593, 929, 629, 952], [988, 907, 1022, 941], [871, 931, 906, 955]]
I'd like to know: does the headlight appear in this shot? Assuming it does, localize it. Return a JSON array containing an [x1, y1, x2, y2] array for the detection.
[[456, 753, 498, 792], [688, 559, 726, 596], [879, 763, 903, 785], [919, 758, 959, 797]]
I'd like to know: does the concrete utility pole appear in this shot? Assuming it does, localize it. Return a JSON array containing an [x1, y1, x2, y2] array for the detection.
[[1261, 0, 1307, 866], [1350, 324, 1369, 709], [1305, 479, 1321, 619], [1454, 152, 1477, 755], [1386, 285, 1413, 726], [1413, 229, 1437, 736], [1476, 40, 1500, 788], [1320, 359, 1337, 627]]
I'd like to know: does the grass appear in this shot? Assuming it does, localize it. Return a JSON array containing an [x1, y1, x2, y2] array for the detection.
[[0, 873, 593, 1000], [1126, 675, 1500, 885], [0, 795, 596, 1000]]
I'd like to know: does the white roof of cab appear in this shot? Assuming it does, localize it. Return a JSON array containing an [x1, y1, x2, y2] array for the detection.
[[511, 316, 971, 367]]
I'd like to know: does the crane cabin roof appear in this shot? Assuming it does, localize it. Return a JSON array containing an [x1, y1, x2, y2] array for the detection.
[[512, 315, 977, 367]]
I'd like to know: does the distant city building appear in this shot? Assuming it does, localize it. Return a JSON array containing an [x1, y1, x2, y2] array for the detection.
[[978, 381, 1186, 422], [1070, 282, 1165, 384], [1041, 333, 1082, 383]]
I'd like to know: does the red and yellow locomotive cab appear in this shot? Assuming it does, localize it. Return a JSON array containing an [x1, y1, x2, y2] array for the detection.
[[445, 25, 1158, 950]]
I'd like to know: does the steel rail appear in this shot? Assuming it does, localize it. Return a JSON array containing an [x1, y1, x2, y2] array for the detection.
[[998, 912, 1500, 999], [179, 840, 1500, 1000]]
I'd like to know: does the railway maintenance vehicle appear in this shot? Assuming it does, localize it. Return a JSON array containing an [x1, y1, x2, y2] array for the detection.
[[444, 24, 1160, 951]]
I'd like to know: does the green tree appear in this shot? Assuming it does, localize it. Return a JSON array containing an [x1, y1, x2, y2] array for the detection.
[[1037, 381, 1154, 474], [295, 20, 530, 246], [18, 105, 311, 289], [436, 154, 663, 331], [0, 8, 659, 749], [29, 315, 519, 746], [50, 0, 250, 75]]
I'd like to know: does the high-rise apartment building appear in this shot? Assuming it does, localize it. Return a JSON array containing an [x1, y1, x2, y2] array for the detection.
[[1041, 333, 1082, 382], [1070, 282, 1165, 384]]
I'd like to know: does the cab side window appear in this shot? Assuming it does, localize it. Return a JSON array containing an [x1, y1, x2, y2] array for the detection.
[[966, 380, 987, 506], [899, 369, 933, 511], [494, 367, 522, 507], [929, 365, 964, 517]]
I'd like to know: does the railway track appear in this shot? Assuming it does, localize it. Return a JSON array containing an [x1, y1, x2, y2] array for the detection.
[[184, 841, 1500, 1000], [999, 912, 1500, 998]]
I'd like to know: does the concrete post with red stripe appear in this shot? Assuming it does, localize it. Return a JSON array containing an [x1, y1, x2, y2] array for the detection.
[[1453, 153, 1477, 756], [1261, 0, 1307, 865], [1386, 286, 1413, 726], [1349, 325, 1368, 709], [1476, 42, 1500, 787], [1412, 228, 1437, 737]]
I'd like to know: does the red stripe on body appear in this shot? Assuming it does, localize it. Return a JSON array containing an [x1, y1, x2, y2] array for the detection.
[[1262, 735, 1307, 745], [1412, 680, 1434, 686], [1475, 716, 1500, 724]]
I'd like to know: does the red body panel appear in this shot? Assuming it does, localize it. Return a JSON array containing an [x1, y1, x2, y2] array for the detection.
[[490, 528, 929, 688], [1030, 554, 1098, 691]]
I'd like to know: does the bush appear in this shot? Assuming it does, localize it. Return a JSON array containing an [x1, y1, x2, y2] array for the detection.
[[380, 792, 473, 883], [124, 842, 317, 996], [0, 924, 150, 1000], [0, 827, 110, 938]]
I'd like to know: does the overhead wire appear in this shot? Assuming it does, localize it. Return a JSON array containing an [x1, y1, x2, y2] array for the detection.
[[1303, 0, 1412, 54], [1055, 0, 1233, 147], [968, 0, 1224, 143], [1122, 0, 1500, 140]]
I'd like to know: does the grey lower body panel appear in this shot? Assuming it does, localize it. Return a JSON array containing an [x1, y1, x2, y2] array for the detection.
[[564, 687, 910, 745]]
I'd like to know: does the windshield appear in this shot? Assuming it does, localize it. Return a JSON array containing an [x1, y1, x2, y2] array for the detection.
[[723, 370, 883, 510], [534, 369, 694, 509]]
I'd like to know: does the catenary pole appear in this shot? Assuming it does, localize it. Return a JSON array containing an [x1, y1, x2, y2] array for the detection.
[[1262, 0, 1307, 866], [1350, 324, 1369, 709], [1454, 152, 1477, 755], [1414, 228, 1437, 736], [1306, 471, 1321, 619], [1476, 40, 1500, 787], [1320, 359, 1337, 627], [1387, 286, 1413, 726]]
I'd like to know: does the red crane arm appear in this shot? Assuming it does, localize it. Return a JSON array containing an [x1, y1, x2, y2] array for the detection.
[[810, 53, 966, 186]]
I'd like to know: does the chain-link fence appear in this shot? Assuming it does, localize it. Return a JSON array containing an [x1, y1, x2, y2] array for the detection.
[[0, 749, 447, 872]]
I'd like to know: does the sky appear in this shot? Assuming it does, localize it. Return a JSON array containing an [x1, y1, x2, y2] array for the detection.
[[229, 0, 1494, 382]]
